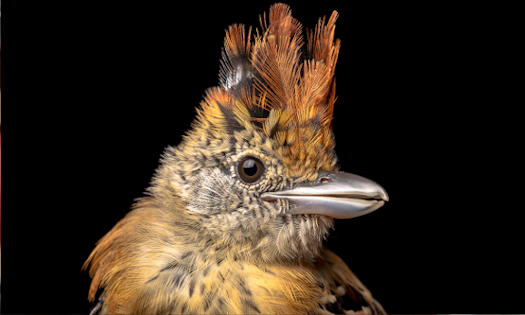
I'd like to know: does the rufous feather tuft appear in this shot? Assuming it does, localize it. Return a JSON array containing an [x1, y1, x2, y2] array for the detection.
[[211, 3, 341, 176]]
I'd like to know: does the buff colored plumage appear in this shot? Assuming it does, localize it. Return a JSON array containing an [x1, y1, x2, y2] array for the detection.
[[84, 3, 388, 314]]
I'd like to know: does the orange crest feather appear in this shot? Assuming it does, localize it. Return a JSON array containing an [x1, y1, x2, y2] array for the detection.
[[201, 3, 341, 175]]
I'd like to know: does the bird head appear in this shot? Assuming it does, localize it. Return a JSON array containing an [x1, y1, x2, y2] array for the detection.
[[148, 4, 388, 264]]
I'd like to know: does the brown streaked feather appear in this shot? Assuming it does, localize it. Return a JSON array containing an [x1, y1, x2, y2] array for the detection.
[[84, 197, 329, 314], [219, 24, 253, 96], [307, 11, 340, 78], [82, 197, 189, 313], [216, 3, 340, 150], [252, 3, 303, 113], [317, 249, 387, 314]]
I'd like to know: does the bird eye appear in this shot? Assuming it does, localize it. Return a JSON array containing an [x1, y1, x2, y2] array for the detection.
[[237, 156, 265, 184]]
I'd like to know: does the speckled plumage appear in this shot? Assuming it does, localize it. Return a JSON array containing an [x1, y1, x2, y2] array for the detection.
[[84, 3, 385, 314]]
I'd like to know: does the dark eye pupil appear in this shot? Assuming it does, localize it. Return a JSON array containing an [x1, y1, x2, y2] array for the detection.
[[237, 156, 264, 184], [243, 159, 257, 176]]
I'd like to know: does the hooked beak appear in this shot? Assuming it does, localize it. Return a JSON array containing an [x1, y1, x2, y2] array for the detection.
[[261, 171, 389, 219]]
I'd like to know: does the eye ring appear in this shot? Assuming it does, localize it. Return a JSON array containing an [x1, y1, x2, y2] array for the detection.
[[236, 155, 265, 184]]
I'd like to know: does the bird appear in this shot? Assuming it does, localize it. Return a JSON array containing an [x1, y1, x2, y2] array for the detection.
[[83, 3, 389, 314]]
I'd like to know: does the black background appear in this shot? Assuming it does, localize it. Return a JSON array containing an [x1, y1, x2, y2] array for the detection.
[[3, 1, 522, 314]]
